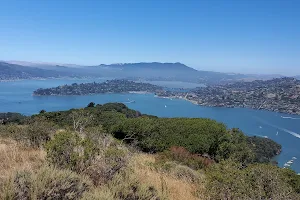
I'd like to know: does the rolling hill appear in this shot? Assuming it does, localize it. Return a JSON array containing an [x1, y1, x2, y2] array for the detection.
[[0, 62, 70, 80], [2, 60, 284, 84]]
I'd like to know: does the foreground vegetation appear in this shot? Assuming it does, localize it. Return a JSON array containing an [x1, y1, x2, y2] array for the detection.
[[0, 103, 299, 199]]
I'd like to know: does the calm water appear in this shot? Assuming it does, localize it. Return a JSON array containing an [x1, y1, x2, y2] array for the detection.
[[1, 79, 300, 172]]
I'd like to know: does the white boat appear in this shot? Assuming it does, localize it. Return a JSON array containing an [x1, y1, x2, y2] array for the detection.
[[164, 105, 167, 108], [292, 157, 297, 160], [287, 160, 293, 164], [276, 131, 279, 136], [259, 126, 262, 129], [284, 163, 291, 167], [263, 136, 268, 138]]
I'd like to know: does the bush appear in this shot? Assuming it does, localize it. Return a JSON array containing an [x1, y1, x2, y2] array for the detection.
[[0, 118, 55, 148], [106, 169, 161, 200], [45, 131, 98, 172], [205, 160, 299, 199], [0, 112, 27, 124], [1, 166, 92, 200], [172, 164, 202, 183], [157, 146, 214, 170], [25, 117, 56, 147], [84, 146, 130, 186]]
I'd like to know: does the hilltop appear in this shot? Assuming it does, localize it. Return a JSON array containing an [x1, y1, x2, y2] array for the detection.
[[0, 103, 298, 199]]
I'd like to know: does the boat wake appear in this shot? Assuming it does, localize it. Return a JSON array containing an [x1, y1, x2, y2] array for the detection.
[[281, 116, 300, 120], [254, 117, 300, 139], [123, 100, 135, 104], [280, 128, 300, 139]]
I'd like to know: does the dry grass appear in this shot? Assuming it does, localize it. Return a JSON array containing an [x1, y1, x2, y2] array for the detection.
[[0, 138, 45, 183], [0, 137, 208, 200], [131, 153, 206, 200]]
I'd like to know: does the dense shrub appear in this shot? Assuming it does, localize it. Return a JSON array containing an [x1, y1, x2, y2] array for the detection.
[[112, 118, 259, 165], [45, 131, 98, 172], [112, 117, 227, 154], [247, 136, 282, 163], [206, 160, 300, 199], [0, 117, 55, 148], [24, 117, 56, 147], [35, 103, 139, 129], [31, 103, 281, 166], [215, 128, 255, 164], [1, 166, 92, 200], [84, 145, 130, 186], [0, 112, 27, 124]]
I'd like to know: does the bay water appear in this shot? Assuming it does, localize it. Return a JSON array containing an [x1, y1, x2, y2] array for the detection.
[[0, 79, 299, 172]]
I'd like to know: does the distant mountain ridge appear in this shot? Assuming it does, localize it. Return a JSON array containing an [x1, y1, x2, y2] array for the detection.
[[0, 62, 70, 80], [1, 60, 287, 84], [97, 62, 197, 71]]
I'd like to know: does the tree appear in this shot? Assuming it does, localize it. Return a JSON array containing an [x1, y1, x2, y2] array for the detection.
[[70, 109, 94, 133], [39, 109, 46, 114], [86, 102, 95, 108]]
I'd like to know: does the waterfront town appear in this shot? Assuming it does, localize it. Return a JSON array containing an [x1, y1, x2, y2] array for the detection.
[[156, 77, 300, 115], [34, 77, 300, 115]]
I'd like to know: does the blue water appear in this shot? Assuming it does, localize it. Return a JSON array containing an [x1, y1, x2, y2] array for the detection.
[[1, 79, 300, 172]]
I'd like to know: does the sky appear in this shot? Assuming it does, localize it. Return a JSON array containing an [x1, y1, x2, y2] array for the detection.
[[0, 0, 300, 75]]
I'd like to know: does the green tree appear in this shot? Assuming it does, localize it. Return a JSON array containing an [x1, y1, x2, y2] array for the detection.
[[86, 102, 95, 108], [39, 109, 46, 114]]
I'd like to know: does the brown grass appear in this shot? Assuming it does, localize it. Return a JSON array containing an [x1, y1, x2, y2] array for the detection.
[[131, 153, 206, 200], [0, 138, 45, 183]]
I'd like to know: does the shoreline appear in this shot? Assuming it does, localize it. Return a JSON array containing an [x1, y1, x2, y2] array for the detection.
[[155, 95, 300, 116], [32, 90, 153, 97]]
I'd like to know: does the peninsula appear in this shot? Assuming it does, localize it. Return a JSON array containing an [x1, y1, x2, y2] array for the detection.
[[156, 77, 300, 115], [34, 77, 300, 115], [33, 79, 163, 96]]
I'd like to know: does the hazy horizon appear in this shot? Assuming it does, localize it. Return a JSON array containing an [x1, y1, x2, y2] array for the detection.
[[3, 59, 290, 76], [1, 0, 299, 76]]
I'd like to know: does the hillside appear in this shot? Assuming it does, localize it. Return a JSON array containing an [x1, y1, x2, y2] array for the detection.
[[5, 60, 283, 84], [88, 62, 251, 84], [0, 103, 299, 199], [33, 79, 163, 96], [0, 62, 70, 80]]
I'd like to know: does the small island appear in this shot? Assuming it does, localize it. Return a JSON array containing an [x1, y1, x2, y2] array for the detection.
[[33, 79, 163, 96], [156, 77, 300, 115]]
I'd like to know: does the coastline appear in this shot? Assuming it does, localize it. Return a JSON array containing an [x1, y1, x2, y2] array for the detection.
[[33, 90, 152, 97], [155, 95, 300, 116]]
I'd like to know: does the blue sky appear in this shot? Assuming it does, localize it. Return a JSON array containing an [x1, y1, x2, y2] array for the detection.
[[0, 0, 300, 75]]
